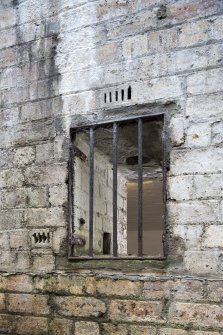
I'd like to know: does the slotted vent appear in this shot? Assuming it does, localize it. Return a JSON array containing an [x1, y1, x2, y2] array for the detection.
[[104, 86, 131, 104]]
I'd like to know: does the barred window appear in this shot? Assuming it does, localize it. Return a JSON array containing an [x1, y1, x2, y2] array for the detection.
[[68, 113, 167, 260]]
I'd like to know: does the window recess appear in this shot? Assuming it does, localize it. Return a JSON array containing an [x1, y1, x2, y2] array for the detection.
[[68, 113, 167, 260]]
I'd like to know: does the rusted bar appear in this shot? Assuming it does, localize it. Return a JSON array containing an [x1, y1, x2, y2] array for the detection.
[[113, 122, 118, 257], [68, 130, 75, 257], [138, 118, 143, 257], [162, 114, 168, 258], [89, 127, 94, 257]]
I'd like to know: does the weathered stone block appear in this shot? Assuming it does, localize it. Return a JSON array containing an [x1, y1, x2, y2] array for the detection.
[[143, 278, 204, 301], [25, 207, 66, 227], [0, 294, 5, 312], [32, 254, 55, 272], [8, 293, 50, 315], [170, 148, 223, 175], [0, 274, 33, 292], [184, 251, 219, 274], [211, 121, 223, 145], [123, 34, 148, 59], [206, 281, 223, 302], [187, 68, 223, 95], [9, 230, 29, 250], [101, 323, 128, 335], [24, 164, 67, 187], [53, 296, 106, 317], [91, 278, 142, 297], [169, 302, 223, 328], [49, 185, 67, 207], [168, 200, 221, 224], [185, 122, 211, 147], [34, 274, 84, 295], [49, 318, 73, 335], [36, 142, 54, 163], [75, 321, 99, 335], [179, 20, 209, 47], [129, 325, 156, 335], [203, 225, 223, 248], [15, 316, 48, 335], [109, 300, 163, 322]]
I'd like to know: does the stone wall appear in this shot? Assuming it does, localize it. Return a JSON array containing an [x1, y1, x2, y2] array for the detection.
[[0, 0, 223, 333]]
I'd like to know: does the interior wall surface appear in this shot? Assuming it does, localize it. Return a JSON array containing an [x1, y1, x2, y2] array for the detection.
[[0, 0, 223, 333]]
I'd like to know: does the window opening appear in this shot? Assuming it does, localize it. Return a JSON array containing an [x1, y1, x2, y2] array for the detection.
[[68, 113, 167, 260]]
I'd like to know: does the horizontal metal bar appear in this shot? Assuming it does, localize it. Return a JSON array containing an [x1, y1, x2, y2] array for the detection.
[[68, 256, 166, 261], [70, 112, 165, 132]]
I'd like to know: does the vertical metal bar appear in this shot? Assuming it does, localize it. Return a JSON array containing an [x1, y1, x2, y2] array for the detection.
[[138, 118, 143, 257], [89, 127, 94, 257], [113, 122, 118, 257], [162, 114, 168, 258], [68, 130, 75, 258]]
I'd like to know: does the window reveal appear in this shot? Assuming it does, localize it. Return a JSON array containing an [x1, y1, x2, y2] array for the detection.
[[68, 113, 167, 260]]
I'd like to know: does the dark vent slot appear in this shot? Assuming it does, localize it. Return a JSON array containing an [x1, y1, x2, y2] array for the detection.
[[104, 93, 107, 103], [109, 92, 112, 102], [127, 86, 131, 100], [103, 232, 111, 255], [33, 232, 50, 244], [116, 91, 118, 101], [121, 89, 124, 101]]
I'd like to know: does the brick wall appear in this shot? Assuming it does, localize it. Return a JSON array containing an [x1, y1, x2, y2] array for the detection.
[[0, 0, 223, 333]]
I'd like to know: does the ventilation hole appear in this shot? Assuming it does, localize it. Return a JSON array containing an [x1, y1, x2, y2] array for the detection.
[[121, 89, 124, 101], [109, 92, 112, 102], [104, 93, 107, 103], [116, 91, 118, 101], [103, 232, 111, 255], [127, 86, 131, 100], [32, 232, 50, 244]]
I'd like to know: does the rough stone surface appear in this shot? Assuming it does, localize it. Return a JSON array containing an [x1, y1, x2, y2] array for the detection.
[[0, 0, 222, 333]]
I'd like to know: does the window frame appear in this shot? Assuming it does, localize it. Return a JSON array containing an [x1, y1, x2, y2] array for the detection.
[[68, 112, 168, 261]]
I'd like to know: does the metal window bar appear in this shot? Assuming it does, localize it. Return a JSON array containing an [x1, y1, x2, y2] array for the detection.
[[68, 112, 167, 260], [138, 118, 143, 257]]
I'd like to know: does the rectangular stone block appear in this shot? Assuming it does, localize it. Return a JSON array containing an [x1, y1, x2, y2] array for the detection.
[[206, 281, 223, 302], [32, 254, 55, 272], [172, 224, 203, 251], [34, 274, 84, 295], [187, 68, 223, 95], [0, 169, 24, 189], [9, 230, 29, 250], [179, 20, 209, 47], [0, 209, 24, 230], [168, 175, 194, 201], [0, 28, 17, 50], [8, 293, 50, 315], [184, 251, 219, 274], [122, 34, 148, 59], [148, 28, 178, 53], [109, 300, 163, 322], [49, 185, 67, 207], [143, 279, 204, 301], [75, 321, 99, 335], [168, 200, 221, 224], [185, 122, 211, 147], [101, 323, 128, 335], [24, 164, 67, 187], [14, 316, 48, 335], [0, 274, 33, 292], [211, 121, 223, 144], [170, 148, 223, 175], [0, 314, 15, 333], [53, 296, 106, 317], [49, 318, 73, 335], [203, 225, 223, 248], [169, 302, 223, 328], [130, 325, 156, 335], [0, 294, 5, 312], [25, 207, 66, 227], [90, 278, 142, 297]]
